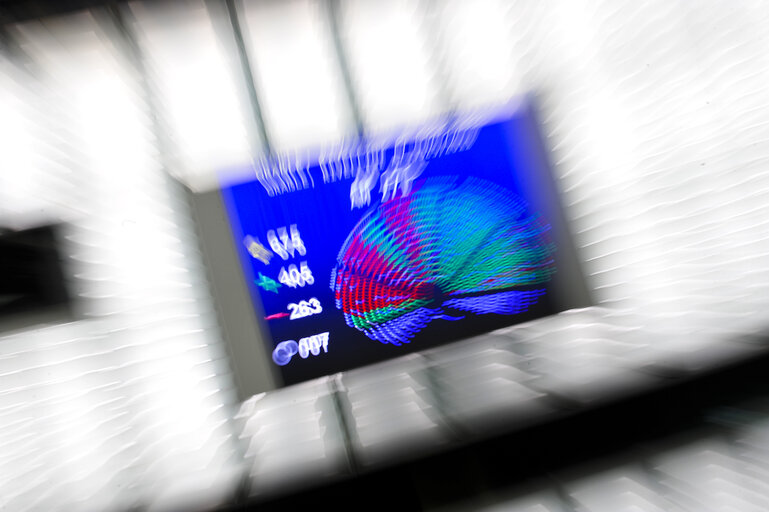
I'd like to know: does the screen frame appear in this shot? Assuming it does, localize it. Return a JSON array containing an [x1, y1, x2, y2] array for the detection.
[[191, 96, 592, 396]]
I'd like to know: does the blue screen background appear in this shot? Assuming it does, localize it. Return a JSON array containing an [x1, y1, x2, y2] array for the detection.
[[222, 101, 568, 385]]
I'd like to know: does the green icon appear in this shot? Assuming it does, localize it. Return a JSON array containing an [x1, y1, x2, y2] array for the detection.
[[256, 272, 281, 293]]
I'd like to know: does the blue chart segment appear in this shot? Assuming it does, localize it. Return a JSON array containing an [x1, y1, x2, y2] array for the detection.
[[330, 176, 556, 346]]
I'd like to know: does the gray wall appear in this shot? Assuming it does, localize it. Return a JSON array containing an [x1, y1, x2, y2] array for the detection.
[[187, 187, 280, 398]]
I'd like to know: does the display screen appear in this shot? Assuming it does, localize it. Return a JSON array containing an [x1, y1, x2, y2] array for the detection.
[[222, 99, 579, 385]]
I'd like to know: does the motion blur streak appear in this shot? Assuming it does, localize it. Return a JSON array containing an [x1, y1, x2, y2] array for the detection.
[[2, 0, 769, 511], [1, 10, 241, 512], [128, 0, 256, 192]]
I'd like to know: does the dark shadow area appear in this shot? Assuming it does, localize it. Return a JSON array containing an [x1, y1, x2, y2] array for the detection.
[[0, 223, 73, 333]]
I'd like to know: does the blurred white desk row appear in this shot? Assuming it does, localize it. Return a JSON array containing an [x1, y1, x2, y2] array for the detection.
[[235, 306, 769, 500]]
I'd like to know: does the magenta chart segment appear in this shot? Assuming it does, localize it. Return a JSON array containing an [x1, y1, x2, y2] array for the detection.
[[331, 176, 556, 346], [222, 101, 575, 385]]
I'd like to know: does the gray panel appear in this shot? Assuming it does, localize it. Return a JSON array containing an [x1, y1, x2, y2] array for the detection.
[[187, 187, 280, 398]]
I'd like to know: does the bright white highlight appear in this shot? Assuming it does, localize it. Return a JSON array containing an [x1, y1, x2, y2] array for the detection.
[[288, 298, 323, 320]]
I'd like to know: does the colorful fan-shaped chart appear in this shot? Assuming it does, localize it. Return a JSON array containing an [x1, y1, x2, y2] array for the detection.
[[330, 175, 556, 346]]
